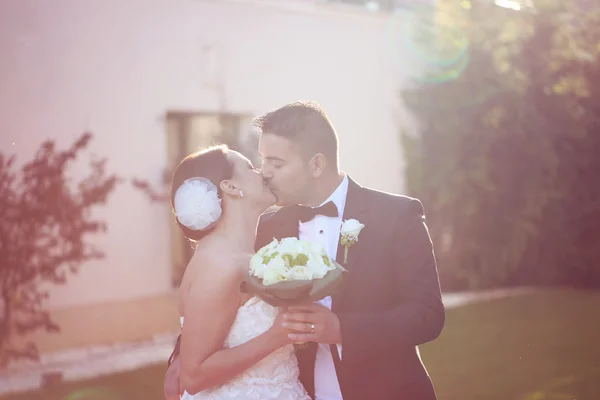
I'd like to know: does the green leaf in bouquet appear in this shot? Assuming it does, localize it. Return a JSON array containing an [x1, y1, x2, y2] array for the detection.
[[294, 253, 308, 266], [280, 253, 310, 268], [262, 251, 279, 264]]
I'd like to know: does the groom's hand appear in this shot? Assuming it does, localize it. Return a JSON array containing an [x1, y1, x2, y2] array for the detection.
[[282, 303, 342, 344]]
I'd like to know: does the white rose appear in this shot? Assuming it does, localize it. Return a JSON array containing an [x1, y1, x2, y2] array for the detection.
[[249, 253, 265, 278], [267, 256, 286, 271], [262, 256, 289, 285], [277, 237, 303, 256], [290, 265, 313, 280], [263, 238, 279, 252], [306, 241, 327, 257], [341, 219, 365, 239], [263, 268, 283, 285], [256, 239, 278, 259], [306, 257, 330, 279]]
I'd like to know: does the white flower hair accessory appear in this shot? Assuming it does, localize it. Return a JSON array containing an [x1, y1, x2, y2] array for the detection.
[[173, 177, 222, 231]]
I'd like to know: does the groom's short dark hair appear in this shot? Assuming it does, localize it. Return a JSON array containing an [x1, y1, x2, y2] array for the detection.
[[253, 101, 339, 166]]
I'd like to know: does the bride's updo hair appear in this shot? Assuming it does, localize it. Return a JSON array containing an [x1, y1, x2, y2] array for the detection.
[[170, 145, 233, 241]]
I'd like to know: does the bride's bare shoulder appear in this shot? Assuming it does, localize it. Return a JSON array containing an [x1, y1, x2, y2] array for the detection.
[[178, 248, 243, 302], [188, 243, 247, 278]]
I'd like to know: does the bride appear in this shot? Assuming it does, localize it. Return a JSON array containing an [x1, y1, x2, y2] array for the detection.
[[169, 145, 310, 400]]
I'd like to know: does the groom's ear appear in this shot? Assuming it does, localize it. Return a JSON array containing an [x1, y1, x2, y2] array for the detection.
[[308, 153, 327, 178]]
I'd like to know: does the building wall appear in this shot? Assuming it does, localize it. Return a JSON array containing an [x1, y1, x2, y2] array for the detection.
[[0, 0, 417, 350]]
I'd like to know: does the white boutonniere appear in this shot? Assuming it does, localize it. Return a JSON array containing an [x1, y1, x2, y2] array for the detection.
[[340, 219, 365, 264]]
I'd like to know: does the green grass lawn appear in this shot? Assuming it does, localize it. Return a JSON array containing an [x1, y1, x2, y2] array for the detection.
[[2, 288, 599, 400], [421, 288, 600, 400]]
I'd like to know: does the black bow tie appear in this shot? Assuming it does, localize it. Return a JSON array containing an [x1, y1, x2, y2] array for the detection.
[[293, 201, 339, 223]]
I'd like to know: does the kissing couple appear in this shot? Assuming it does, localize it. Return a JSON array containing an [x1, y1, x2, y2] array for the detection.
[[163, 101, 445, 400]]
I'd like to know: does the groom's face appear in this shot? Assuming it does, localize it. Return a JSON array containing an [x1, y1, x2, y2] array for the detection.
[[258, 133, 312, 207]]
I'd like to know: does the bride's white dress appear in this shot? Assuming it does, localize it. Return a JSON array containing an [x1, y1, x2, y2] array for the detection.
[[180, 296, 310, 400]]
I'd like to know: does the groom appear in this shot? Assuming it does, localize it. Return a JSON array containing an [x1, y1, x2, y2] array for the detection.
[[164, 101, 445, 400]]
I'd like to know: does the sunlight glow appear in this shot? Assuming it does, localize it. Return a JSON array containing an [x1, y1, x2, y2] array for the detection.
[[494, 0, 521, 11]]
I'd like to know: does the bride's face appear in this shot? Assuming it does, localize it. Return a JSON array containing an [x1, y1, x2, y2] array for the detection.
[[227, 151, 276, 208]]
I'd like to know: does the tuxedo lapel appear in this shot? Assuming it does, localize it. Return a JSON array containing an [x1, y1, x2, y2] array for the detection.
[[272, 206, 300, 240], [328, 178, 370, 384], [331, 177, 371, 314]]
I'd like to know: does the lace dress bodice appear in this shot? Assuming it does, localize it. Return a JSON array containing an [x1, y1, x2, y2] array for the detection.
[[180, 297, 310, 400]]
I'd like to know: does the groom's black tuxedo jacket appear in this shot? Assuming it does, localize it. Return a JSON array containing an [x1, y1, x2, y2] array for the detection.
[[256, 177, 445, 400], [167, 177, 444, 399]]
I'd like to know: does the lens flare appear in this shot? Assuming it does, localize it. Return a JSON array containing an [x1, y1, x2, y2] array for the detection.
[[388, 3, 470, 84], [416, 53, 470, 84]]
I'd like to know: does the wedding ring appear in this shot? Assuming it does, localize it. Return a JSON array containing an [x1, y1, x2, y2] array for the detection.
[[310, 323, 315, 333]]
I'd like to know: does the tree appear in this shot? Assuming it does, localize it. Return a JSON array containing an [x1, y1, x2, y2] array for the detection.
[[0, 133, 119, 367], [401, 0, 600, 290]]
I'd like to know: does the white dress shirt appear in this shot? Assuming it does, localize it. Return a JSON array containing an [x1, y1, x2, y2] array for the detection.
[[298, 175, 348, 400]]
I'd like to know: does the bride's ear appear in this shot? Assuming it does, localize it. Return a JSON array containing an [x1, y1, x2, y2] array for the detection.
[[219, 179, 241, 198]]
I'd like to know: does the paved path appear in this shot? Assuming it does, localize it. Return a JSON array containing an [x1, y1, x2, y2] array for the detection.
[[0, 288, 533, 395]]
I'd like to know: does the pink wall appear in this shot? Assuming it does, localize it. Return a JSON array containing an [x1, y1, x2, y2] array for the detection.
[[0, 0, 416, 309]]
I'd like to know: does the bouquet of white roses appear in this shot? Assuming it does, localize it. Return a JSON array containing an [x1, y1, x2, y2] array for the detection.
[[242, 237, 347, 306]]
